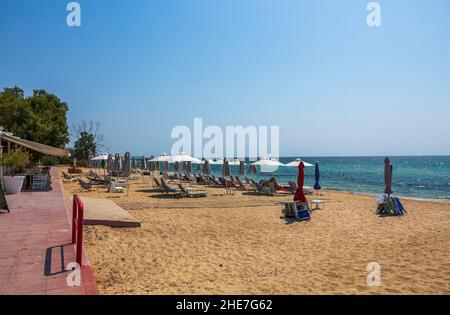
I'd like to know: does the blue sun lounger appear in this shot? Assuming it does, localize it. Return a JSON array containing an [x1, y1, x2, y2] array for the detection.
[[296, 208, 311, 221], [392, 197, 406, 215], [283, 202, 311, 221]]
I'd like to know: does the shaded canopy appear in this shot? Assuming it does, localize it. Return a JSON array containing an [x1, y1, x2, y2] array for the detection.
[[0, 131, 69, 157]]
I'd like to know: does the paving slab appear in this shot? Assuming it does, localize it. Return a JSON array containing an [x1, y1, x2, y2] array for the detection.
[[0, 168, 99, 295], [80, 197, 141, 228]]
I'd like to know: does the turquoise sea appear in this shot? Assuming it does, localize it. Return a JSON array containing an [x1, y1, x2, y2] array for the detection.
[[180, 156, 450, 200]]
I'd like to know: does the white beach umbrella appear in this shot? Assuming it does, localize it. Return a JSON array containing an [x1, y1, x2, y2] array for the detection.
[[228, 159, 244, 166], [90, 153, 109, 161], [169, 153, 203, 164], [149, 153, 171, 162], [251, 158, 284, 173], [251, 158, 284, 167], [285, 158, 314, 167], [208, 159, 223, 165]]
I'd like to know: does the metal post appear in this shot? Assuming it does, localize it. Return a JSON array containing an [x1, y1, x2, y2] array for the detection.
[[76, 199, 84, 267], [72, 194, 84, 267], [72, 197, 78, 244]]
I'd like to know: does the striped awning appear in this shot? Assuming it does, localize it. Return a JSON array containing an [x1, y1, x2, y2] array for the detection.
[[0, 131, 70, 157]]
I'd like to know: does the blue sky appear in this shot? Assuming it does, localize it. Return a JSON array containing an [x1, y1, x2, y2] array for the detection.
[[1, 0, 449, 157]]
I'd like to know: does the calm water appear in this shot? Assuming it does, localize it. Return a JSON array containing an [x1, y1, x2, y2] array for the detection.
[[178, 156, 450, 200]]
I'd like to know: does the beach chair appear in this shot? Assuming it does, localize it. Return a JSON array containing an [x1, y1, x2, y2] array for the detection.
[[78, 178, 93, 192], [283, 202, 311, 221], [235, 177, 254, 191], [32, 175, 46, 191], [229, 176, 241, 189], [62, 171, 77, 182], [177, 184, 207, 198], [108, 181, 125, 193], [392, 197, 406, 215], [267, 182, 292, 196], [218, 177, 228, 187], [197, 175, 208, 185], [209, 176, 223, 187], [153, 178, 164, 191], [269, 177, 290, 191], [252, 180, 273, 196], [160, 178, 181, 194], [184, 172, 197, 182], [288, 182, 297, 194], [288, 181, 313, 195]]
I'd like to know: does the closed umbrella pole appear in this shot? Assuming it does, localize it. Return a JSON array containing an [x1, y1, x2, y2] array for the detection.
[[313, 162, 321, 191], [294, 161, 307, 203], [384, 157, 393, 196], [114, 153, 121, 173], [140, 156, 147, 170], [123, 152, 131, 176], [222, 159, 230, 177], [203, 159, 211, 175], [239, 160, 245, 176], [107, 154, 113, 174], [186, 161, 192, 173]]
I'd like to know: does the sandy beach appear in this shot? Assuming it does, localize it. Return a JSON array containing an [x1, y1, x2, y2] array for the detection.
[[60, 168, 450, 295]]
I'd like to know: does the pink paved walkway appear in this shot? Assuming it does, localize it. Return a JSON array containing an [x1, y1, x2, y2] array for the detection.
[[0, 168, 98, 295]]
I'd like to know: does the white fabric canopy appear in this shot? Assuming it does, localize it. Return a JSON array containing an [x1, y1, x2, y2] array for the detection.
[[0, 131, 70, 157], [251, 158, 284, 173], [169, 154, 202, 164], [90, 153, 109, 161], [251, 158, 285, 167], [207, 159, 223, 165], [149, 154, 171, 162], [285, 159, 314, 167], [228, 159, 245, 166]]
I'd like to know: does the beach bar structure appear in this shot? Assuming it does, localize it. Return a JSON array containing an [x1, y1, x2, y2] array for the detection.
[[0, 130, 70, 176]]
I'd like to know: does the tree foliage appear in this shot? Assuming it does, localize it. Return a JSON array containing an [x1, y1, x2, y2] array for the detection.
[[70, 121, 105, 164], [0, 86, 69, 149], [73, 132, 97, 163], [0, 149, 31, 176]]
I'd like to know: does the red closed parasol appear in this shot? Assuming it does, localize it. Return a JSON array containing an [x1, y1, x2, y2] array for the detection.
[[294, 161, 307, 203]]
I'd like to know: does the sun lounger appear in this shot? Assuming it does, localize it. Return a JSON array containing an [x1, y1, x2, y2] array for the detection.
[[288, 181, 313, 195], [177, 184, 207, 198], [62, 171, 76, 182], [153, 178, 164, 191], [267, 182, 292, 195], [376, 195, 406, 216], [288, 182, 297, 193], [229, 176, 241, 189], [392, 197, 406, 215], [108, 181, 125, 193], [160, 178, 181, 194], [269, 177, 290, 191], [235, 177, 254, 191], [251, 180, 273, 195], [282, 202, 311, 221], [78, 178, 93, 192]]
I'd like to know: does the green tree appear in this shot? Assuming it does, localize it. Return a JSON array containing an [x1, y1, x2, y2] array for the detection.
[[0, 87, 69, 149], [27, 89, 69, 148], [0, 87, 36, 138], [73, 131, 97, 163]]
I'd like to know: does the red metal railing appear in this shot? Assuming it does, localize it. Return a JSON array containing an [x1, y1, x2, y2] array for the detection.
[[72, 194, 84, 267]]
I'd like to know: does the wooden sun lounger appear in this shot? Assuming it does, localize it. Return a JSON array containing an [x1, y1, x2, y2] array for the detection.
[[177, 184, 207, 198], [160, 178, 181, 194]]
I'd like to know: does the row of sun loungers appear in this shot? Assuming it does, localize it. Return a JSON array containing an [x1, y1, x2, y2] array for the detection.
[[152, 178, 208, 198]]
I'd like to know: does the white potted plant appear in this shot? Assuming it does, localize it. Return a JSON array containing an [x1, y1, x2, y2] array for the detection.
[[0, 149, 30, 194]]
